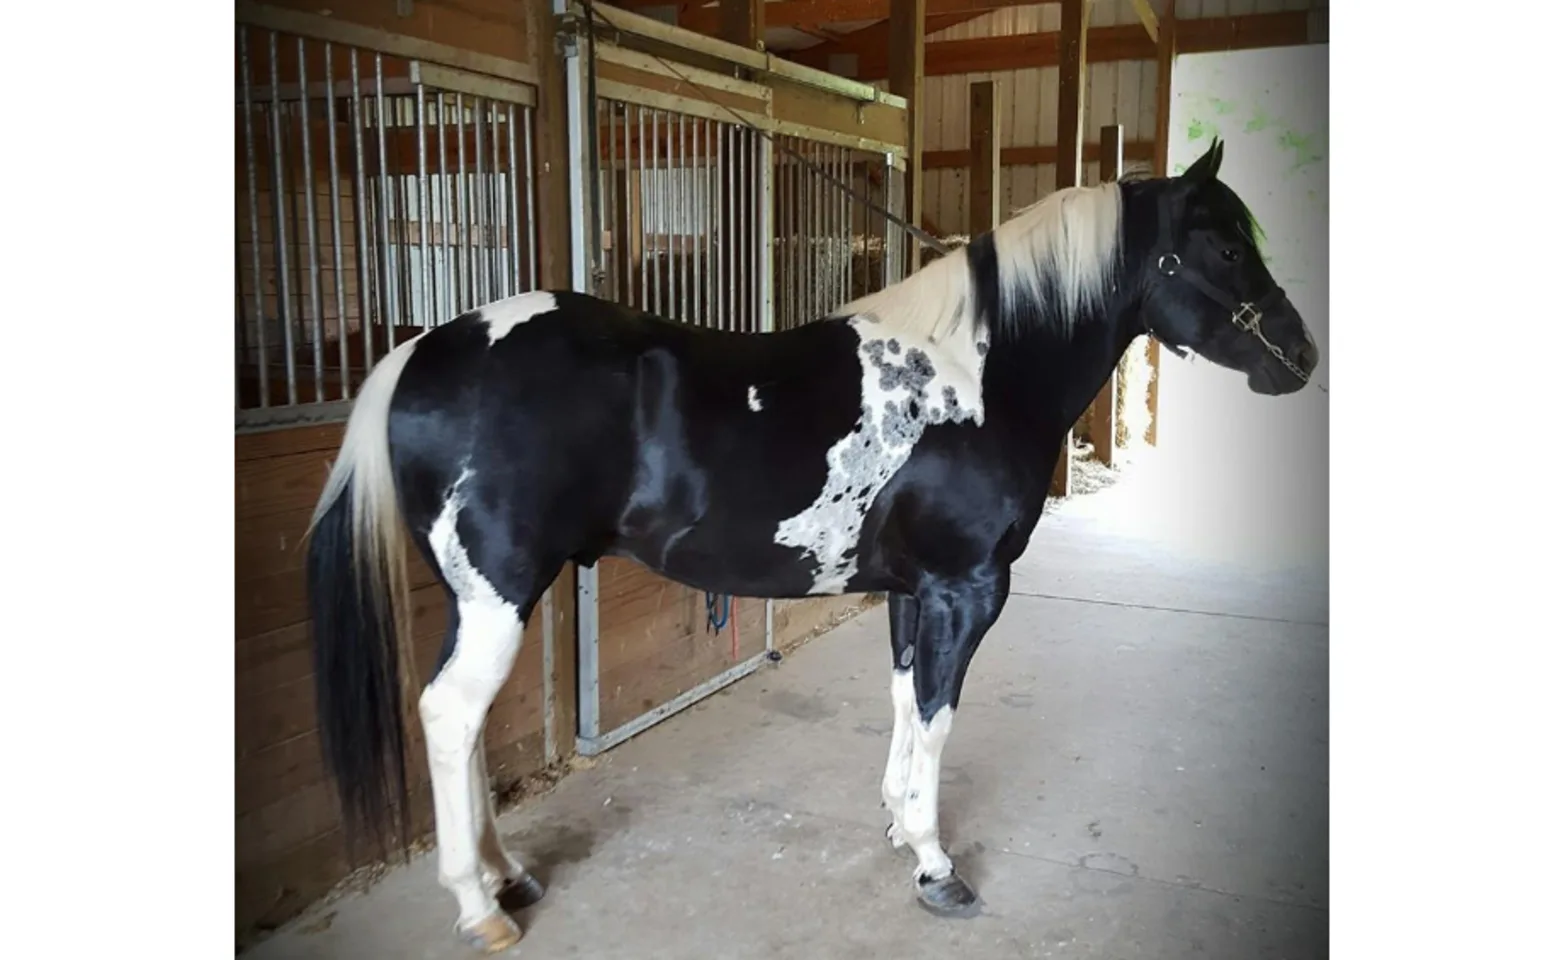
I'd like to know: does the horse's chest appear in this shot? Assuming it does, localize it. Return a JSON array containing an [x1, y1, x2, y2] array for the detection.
[[772, 321, 987, 594]]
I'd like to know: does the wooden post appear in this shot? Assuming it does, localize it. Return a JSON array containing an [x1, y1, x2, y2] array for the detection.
[[1086, 122, 1123, 467], [1050, 0, 1089, 498], [889, 0, 926, 275], [524, 0, 577, 763], [719, 0, 763, 50], [1147, 0, 1176, 447], [968, 80, 1001, 236]]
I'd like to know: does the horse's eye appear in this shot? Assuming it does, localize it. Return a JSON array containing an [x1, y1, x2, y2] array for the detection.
[[1220, 248, 1241, 263]]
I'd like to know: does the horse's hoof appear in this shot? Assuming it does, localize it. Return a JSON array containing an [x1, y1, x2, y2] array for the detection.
[[498, 871, 546, 910], [458, 912, 522, 954], [915, 870, 982, 919]]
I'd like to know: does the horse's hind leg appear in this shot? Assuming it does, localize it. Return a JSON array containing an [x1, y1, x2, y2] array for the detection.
[[421, 594, 526, 953], [473, 738, 545, 907], [420, 483, 560, 952]]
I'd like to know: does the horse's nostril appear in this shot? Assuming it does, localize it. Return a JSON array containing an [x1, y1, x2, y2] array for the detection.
[[1291, 340, 1320, 370]]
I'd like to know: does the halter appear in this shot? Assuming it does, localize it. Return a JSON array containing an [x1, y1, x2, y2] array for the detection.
[[1146, 193, 1313, 387]]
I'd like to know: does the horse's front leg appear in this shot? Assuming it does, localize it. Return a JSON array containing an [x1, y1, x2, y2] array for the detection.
[[897, 565, 1009, 917]]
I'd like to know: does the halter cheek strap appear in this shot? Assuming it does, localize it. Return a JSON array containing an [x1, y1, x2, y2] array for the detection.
[[1146, 193, 1305, 385]]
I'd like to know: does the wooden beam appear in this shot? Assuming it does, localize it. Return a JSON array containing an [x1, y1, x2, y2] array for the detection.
[[1146, 0, 1176, 448], [888, 0, 926, 276], [923, 140, 1154, 170], [684, 0, 1047, 32], [1086, 122, 1124, 467], [968, 81, 1001, 236], [784, 12, 987, 73], [719, 0, 764, 51], [839, 11, 1315, 80], [521, 0, 578, 767], [1129, 0, 1159, 43], [1050, 0, 1088, 500]]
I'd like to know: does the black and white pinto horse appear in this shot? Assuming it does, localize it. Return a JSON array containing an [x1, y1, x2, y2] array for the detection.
[[305, 139, 1318, 953]]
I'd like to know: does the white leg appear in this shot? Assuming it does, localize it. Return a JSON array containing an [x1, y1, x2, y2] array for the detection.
[[903, 705, 954, 882], [881, 669, 916, 848], [420, 598, 525, 951]]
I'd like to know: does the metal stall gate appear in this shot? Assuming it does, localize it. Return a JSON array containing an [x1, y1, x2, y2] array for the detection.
[[235, 4, 543, 431], [557, 3, 912, 756]]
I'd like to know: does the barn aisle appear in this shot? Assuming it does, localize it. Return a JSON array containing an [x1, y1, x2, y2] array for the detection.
[[245, 461, 1328, 960]]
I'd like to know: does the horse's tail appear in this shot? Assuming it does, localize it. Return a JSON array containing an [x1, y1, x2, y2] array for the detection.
[[304, 335, 421, 858]]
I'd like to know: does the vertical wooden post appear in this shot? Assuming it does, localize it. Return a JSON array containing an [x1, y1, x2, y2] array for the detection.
[[889, 0, 926, 275], [1086, 122, 1123, 467], [968, 80, 1001, 236], [1050, 0, 1089, 498], [1147, 0, 1177, 447], [524, 0, 577, 763], [719, 0, 764, 50]]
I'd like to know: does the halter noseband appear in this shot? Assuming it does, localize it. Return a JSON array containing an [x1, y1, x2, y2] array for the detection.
[[1146, 193, 1309, 386]]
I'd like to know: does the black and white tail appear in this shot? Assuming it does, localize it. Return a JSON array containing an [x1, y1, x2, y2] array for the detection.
[[304, 337, 421, 857]]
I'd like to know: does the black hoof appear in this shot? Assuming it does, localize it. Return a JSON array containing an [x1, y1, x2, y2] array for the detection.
[[915, 870, 981, 919], [497, 872, 546, 911]]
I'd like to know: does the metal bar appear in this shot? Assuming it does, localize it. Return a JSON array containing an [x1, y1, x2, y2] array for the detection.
[[557, 0, 600, 743], [417, 84, 433, 327], [674, 111, 684, 320], [524, 107, 538, 291], [475, 96, 489, 305], [267, 32, 298, 406], [575, 651, 773, 757], [707, 118, 717, 328], [661, 110, 672, 317], [752, 128, 761, 333], [490, 98, 503, 298], [456, 93, 470, 312], [509, 103, 523, 299], [239, 28, 269, 408], [719, 121, 729, 332], [297, 37, 326, 402], [638, 105, 648, 311], [375, 54, 395, 359], [437, 94, 453, 321], [760, 129, 773, 336], [604, 102, 617, 302], [350, 50, 373, 375], [725, 124, 735, 332], [323, 43, 350, 400], [650, 109, 661, 315]]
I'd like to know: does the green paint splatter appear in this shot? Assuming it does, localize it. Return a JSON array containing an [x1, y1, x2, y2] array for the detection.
[[1187, 118, 1213, 143]]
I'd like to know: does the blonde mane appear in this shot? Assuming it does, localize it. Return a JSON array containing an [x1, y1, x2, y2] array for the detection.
[[838, 180, 1123, 346]]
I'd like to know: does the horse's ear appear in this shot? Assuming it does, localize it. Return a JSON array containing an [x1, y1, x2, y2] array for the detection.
[[1181, 137, 1224, 182]]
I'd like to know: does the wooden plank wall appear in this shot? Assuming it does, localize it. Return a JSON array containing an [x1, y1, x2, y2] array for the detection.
[[236, 424, 571, 941], [915, 0, 1326, 237], [256, 0, 531, 65]]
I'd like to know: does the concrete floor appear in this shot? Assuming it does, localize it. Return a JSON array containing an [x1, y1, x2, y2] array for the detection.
[[247, 457, 1328, 960]]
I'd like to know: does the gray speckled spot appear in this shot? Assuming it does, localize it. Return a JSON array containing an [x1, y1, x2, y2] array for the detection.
[[773, 321, 988, 593]]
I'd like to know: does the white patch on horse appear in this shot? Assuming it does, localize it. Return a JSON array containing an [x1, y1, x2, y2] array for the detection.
[[747, 385, 763, 412], [882, 669, 916, 848], [421, 466, 527, 935], [480, 290, 560, 346], [904, 705, 955, 882], [773, 317, 988, 594]]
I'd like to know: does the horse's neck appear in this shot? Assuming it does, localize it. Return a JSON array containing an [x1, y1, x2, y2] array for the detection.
[[980, 300, 1141, 471]]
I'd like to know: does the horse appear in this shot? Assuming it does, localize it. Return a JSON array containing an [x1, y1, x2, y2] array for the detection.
[[303, 138, 1319, 953]]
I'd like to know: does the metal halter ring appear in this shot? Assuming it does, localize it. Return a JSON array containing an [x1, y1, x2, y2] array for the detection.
[[1157, 253, 1181, 276]]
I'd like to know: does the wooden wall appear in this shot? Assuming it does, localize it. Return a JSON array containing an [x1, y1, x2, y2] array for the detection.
[[235, 423, 574, 942]]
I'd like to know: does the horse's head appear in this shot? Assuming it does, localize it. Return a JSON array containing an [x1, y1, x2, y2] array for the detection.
[[1138, 139, 1319, 396]]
